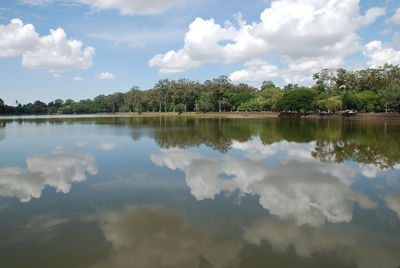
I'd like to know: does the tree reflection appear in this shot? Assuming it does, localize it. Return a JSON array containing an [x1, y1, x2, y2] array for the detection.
[[141, 118, 400, 168], [3, 116, 400, 167]]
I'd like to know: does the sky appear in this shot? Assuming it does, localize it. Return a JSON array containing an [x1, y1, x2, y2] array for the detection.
[[0, 0, 399, 105]]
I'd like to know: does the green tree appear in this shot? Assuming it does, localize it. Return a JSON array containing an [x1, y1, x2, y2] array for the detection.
[[277, 88, 317, 112], [126, 86, 143, 113], [0, 98, 5, 114], [317, 96, 342, 112], [205, 76, 233, 112], [175, 103, 186, 114], [154, 79, 172, 112], [342, 91, 378, 111], [196, 92, 214, 112], [379, 83, 400, 112]]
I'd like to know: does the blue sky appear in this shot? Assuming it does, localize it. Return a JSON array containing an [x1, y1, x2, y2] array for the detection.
[[0, 0, 399, 105]]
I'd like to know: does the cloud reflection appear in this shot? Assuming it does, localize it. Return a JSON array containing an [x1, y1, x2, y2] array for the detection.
[[244, 217, 400, 268], [232, 137, 315, 161], [384, 193, 400, 219], [98, 143, 117, 151], [0, 151, 97, 202], [93, 205, 241, 268], [151, 148, 376, 226]]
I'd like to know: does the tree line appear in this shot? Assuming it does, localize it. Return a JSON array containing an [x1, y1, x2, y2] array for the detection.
[[1, 64, 400, 115]]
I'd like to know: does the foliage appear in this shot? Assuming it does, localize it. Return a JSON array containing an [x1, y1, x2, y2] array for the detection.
[[317, 95, 342, 112], [378, 83, 400, 112], [2, 65, 400, 115], [277, 88, 317, 112], [0, 98, 4, 114], [175, 103, 186, 114], [342, 90, 378, 111]]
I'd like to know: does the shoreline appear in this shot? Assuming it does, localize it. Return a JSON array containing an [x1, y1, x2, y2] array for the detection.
[[2, 112, 400, 121]]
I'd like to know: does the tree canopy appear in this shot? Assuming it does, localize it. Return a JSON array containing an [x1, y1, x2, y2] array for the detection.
[[1, 64, 400, 115]]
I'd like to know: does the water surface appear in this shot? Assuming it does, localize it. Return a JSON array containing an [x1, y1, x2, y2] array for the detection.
[[0, 116, 400, 268]]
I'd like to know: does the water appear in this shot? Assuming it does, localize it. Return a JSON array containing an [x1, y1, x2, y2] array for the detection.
[[0, 116, 400, 268]]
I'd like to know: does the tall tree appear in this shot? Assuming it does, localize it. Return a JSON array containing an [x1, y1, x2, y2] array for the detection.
[[154, 79, 171, 113], [0, 98, 5, 114]]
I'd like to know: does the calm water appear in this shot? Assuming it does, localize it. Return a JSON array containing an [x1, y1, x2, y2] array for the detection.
[[0, 116, 400, 268]]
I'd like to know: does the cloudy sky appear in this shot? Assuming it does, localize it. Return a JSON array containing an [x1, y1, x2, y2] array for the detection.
[[0, 0, 399, 104]]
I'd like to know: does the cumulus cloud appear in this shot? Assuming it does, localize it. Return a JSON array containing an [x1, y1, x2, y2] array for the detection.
[[92, 205, 241, 268], [149, 0, 385, 82], [0, 151, 97, 202], [229, 59, 280, 84], [389, 7, 400, 25], [244, 217, 400, 268], [229, 56, 346, 85], [363, 40, 400, 68], [150, 147, 376, 226], [0, 18, 95, 72], [95, 72, 115, 80], [22, 28, 95, 72], [0, 18, 39, 57]]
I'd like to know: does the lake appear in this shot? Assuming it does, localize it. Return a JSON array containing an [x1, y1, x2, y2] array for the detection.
[[0, 116, 400, 268]]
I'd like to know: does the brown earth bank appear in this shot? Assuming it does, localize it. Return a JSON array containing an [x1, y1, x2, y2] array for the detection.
[[3, 112, 400, 121], [116, 111, 400, 121]]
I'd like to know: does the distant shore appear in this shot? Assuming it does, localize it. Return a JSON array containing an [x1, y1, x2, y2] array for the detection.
[[2, 112, 400, 121], [110, 111, 400, 121]]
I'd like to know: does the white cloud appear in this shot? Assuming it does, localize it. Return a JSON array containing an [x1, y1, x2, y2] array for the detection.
[[150, 147, 376, 226], [149, 0, 385, 80], [229, 60, 280, 84], [0, 18, 39, 57], [95, 72, 115, 79], [22, 0, 184, 15], [390, 7, 400, 24], [73, 76, 85, 81], [93, 205, 241, 268], [363, 40, 400, 68], [149, 49, 202, 74], [358, 7, 386, 25], [0, 18, 95, 72], [52, 73, 62, 78], [22, 28, 95, 72], [0, 151, 97, 202], [78, 0, 184, 15]]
